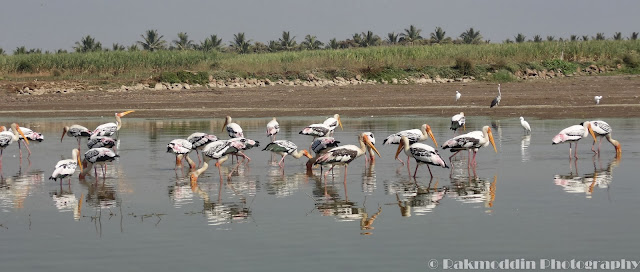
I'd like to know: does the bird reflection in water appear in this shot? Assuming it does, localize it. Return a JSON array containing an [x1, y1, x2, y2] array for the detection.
[[362, 160, 376, 194], [521, 135, 531, 162], [554, 157, 619, 198], [266, 171, 308, 198], [394, 177, 446, 217], [449, 175, 498, 212], [50, 184, 83, 221], [312, 187, 382, 235], [0, 167, 44, 211]]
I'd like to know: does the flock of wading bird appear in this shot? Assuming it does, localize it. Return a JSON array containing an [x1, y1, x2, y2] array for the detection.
[[0, 84, 623, 186]]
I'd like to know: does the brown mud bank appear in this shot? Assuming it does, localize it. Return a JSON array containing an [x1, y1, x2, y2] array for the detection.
[[1, 75, 639, 119]]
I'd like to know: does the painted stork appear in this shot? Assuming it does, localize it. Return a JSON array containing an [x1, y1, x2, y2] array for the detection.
[[383, 124, 438, 165], [441, 126, 497, 167], [266, 117, 280, 142], [363, 132, 376, 163], [594, 96, 602, 105], [0, 123, 29, 170], [222, 116, 244, 138], [520, 117, 531, 135], [396, 135, 448, 178], [9, 126, 42, 158], [61, 124, 91, 151], [87, 136, 116, 150], [79, 147, 119, 180], [91, 110, 134, 137], [552, 122, 596, 159], [450, 112, 466, 136], [262, 140, 312, 168], [314, 132, 381, 180], [490, 84, 501, 108], [299, 123, 332, 139], [189, 139, 247, 182], [581, 120, 621, 157], [322, 114, 343, 136], [49, 148, 82, 184], [306, 137, 341, 172], [167, 139, 196, 171], [455, 90, 461, 102], [187, 132, 218, 164], [228, 137, 259, 162]]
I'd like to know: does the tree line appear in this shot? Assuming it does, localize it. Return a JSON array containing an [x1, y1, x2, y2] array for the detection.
[[1, 25, 638, 56]]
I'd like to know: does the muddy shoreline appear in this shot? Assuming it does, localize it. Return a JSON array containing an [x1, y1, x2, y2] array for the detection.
[[2, 75, 639, 119]]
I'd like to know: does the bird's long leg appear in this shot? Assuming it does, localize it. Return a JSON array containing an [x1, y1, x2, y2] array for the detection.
[[278, 154, 288, 168], [23, 141, 31, 158], [448, 150, 461, 171], [77, 138, 82, 154], [406, 155, 411, 171], [472, 150, 478, 166], [323, 165, 335, 180], [569, 143, 573, 160], [195, 149, 201, 165], [574, 142, 579, 160], [18, 141, 22, 159], [0, 149, 3, 172], [395, 154, 405, 166], [598, 136, 604, 155], [343, 165, 349, 202], [407, 157, 412, 176], [413, 163, 420, 178], [427, 164, 433, 178]]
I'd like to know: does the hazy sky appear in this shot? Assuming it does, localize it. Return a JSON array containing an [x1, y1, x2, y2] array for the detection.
[[1, 0, 639, 52]]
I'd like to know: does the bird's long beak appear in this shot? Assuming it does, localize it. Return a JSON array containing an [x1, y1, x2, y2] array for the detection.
[[303, 150, 313, 159], [15, 124, 29, 145], [488, 128, 497, 153], [364, 135, 381, 157], [77, 152, 83, 172], [395, 140, 405, 160], [117, 110, 135, 117], [615, 143, 622, 158], [61, 127, 67, 142], [222, 119, 228, 132], [588, 124, 597, 143], [427, 125, 438, 147], [338, 116, 343, 130], [190, 173, 198, 183]]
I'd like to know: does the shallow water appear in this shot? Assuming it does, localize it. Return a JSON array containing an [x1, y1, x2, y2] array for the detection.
[[0, 116, 638, 271]]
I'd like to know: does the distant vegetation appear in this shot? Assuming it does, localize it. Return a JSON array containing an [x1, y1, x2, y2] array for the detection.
[[1, 26, 639, 83]]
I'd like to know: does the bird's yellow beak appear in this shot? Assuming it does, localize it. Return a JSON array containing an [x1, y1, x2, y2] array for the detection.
[[616, 143, 622, 158], [117, 110, 135, 118], [364, 134, 381, 157], [15, 124, 29, 145], [338, 116, 343, 130], [488, 128, 497, 153], [303, 150, 313, 159], [61, 127, 67, 142], [395, 140, 405, 160], [190, 172, 198, 184], [426, 125, 438, 147], [588, 123, 597, 143], [222, 118, 228, 132], [77, 152, 83, 172]]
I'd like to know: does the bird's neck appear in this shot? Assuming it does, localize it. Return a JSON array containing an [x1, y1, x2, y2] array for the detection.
[[192, 161, 209, 178], [292, 150, 305, 159]]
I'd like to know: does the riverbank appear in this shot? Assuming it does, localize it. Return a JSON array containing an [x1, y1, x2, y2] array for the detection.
[[1, 75, 639, 119]]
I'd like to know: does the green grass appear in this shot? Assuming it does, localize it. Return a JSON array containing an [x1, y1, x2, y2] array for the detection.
[[1, 40, 640, 82]]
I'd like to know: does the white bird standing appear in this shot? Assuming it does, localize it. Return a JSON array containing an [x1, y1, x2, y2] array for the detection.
[[61, 124, 92, 151], [222, 116, 244, 138], [49, 148, 82, 184], [441, 126, 497, 167], [455, 90, 461, 102], [187, 132, 218, 164], [0, 123, 29, 170], [167, 139, 195, 171], [520, 117, 531, 135], [594, 96, 602, 105], [383, 124, 438, 166], [262, 140, 312, 168], [228, 137, 259, 162], [322, 114, 343, 136], [306, 137, 341, 172], [581, 120, 621, 157], [363, 132, 376, 163], [10, 126, 42, 158], [450, 112, 466, 136], [189, 139, 248, 182], [396, 135, 448, 178], [490, 84, 502, 108], [299, 123, 332, 139], [314, 132, 381, 180], [79, 147, 119, 180], [266, 117, 280, 142], [91, 110, 134, 137], [552, 122, 596, 159], [87, 136, 116, 150]]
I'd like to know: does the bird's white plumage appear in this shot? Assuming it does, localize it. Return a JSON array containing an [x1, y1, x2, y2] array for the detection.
[[520, 117, 531, 134], [87, 136, 116, 149], [91, 122, 118, 137], [450, 112, 465, 132], [65, 125, 91, 138], [11, 127, 44, 142], [594, 96, 602, 105], [50, 149, 80, 181], [266, 118, 280, 138], [587, 120, 611, 136], [187, 132, 218, 150], [167, 139, 193, 155], [455, 90, 461, 101], [264, 140, 298, 154], [384, 124, 431, 145], [311, 137, 340, 155], [224, 116, 244, 138], [552, 125, 587, 144], [84, 148, 118, 163], [299, 124, 331, 137], [323, 114, 341, 131]]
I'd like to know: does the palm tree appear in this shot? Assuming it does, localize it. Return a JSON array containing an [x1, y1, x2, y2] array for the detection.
[[386, 32, 399, 45], [515, 33, 526, 43], [301, 35, 324, 50], [359, 31, 380, 47], [582, 35, 589, 41], [173, 32, 194, 50], [74, 35, 102, 53], [631, 32, 639, 40], [327, 38, 339, 49], [278, 31, 297, 51], [252, 42, 268, 53], [546, 36, 555, 42], [430, 27, 449, 43], [532, 35, 542, 43], [613, 32, 623, 40], [128, 44, 139, 51], [503, 39, 513, 44], [570, 35, 578, 41], [400, 25, 422, 44], [138, 30, 166, 51], [351, 33, 363, 47], [460, 28, 483, 44], [267, 40, 281, 52], [112, 43, 125, 51], [595, 33, 605, 40], [231, 32, 252, 54], [198, 34, 223, 52]]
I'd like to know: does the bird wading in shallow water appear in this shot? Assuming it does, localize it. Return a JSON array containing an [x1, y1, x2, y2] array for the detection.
[[581, 120, 621, 157], [49, 148, 83, 185], [395, 135, 448, 178], [0, 123, 29, 170], [91, 110, 134, 137], [383, 124, 438, 166], [450, 112, 466, 136], [520, 117, 531, 135], [552, 122, 597, 160], [441, 126, 497, 171], [266, 117, 280, 142]]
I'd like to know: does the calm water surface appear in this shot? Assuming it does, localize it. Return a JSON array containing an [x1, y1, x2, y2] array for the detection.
[[0, 116, 639, 271]]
